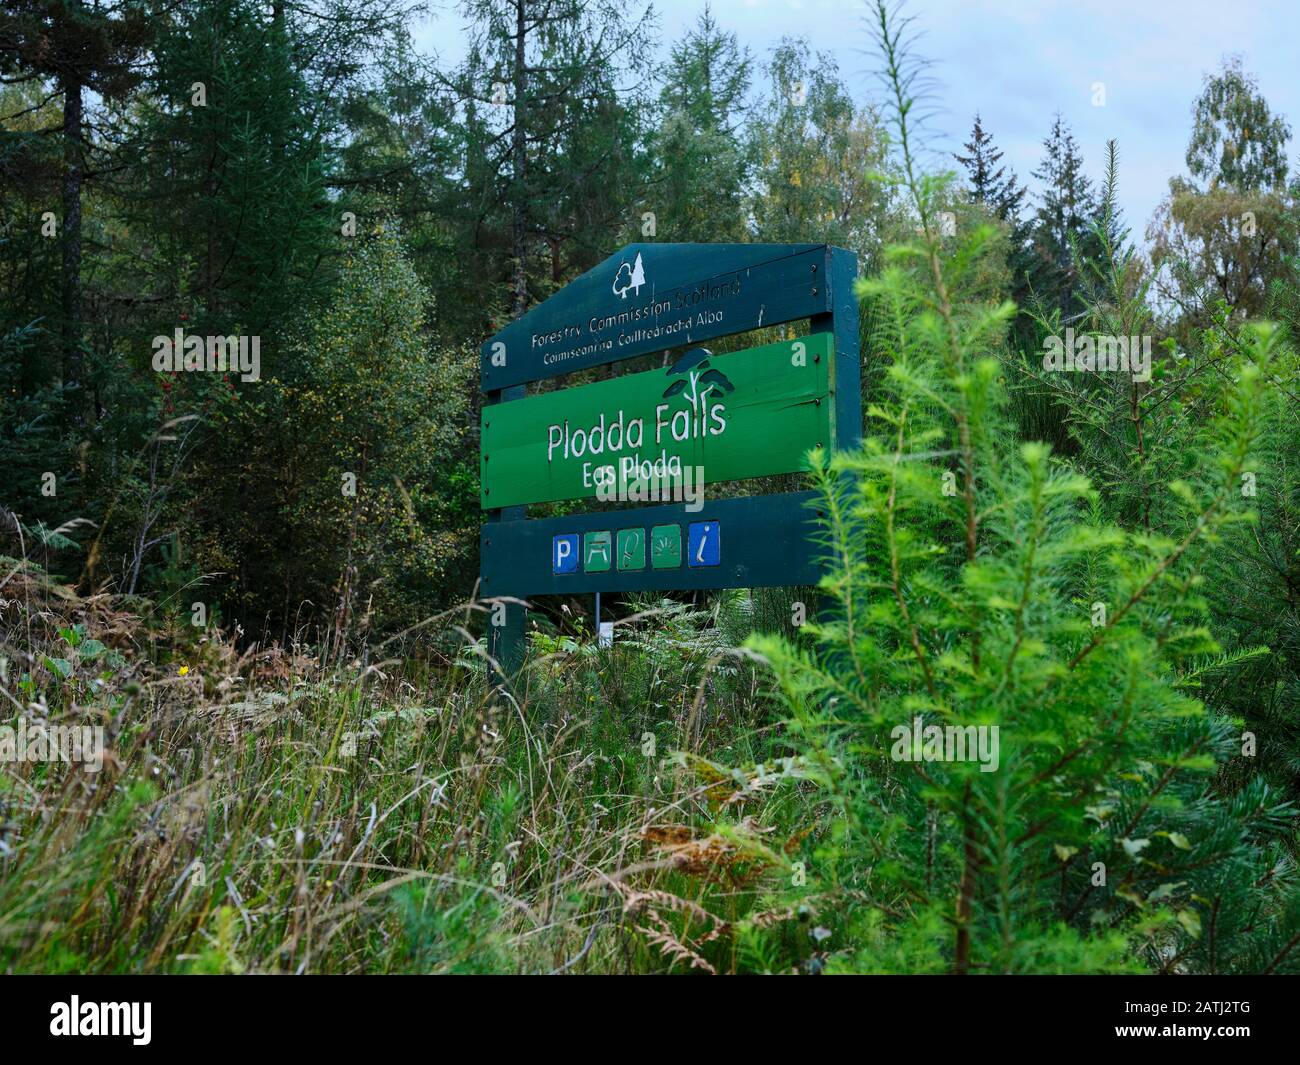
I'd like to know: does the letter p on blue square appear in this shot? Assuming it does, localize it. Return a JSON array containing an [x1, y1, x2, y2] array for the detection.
[[553, 533, 579, 573], [687, 521, 720, 567]]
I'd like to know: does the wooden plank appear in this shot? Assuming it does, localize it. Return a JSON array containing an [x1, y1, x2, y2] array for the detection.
[[479, 491, 827, 598], [480, 242, 831, 391], [480, 334, 834, 510], [484, 381, 527, 681], [823, 246, 861, 452]]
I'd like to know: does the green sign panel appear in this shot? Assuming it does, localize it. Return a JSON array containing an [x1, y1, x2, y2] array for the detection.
[[480, 333, 834, 509]]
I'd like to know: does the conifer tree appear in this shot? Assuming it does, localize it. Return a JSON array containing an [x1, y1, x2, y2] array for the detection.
[[647, 5, 752, 243], [956, 113, 1035, 335], [451, 0, 655, 318], [956, 113, 1026, 226], [1031, 114, 1100, 317], [0, 0, 152, 417]]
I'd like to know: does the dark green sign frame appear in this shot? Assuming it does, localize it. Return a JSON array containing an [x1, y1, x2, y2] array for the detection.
[[481, 242, 860, 676]]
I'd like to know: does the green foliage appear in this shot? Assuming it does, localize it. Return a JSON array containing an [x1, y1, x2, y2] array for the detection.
[[4, 0, 1300, 979], [1030, 113, 1103, 318], [450, 0, 655, 318], [1186, 56, 1292, 193], [130, 0, 337, 338], [1148, 185, 1299, 326], [0, 558, 796, 975], [647, 5, 753, 242], [267, 224, 472, 642], [748, 38, 892, 266], [1149, 57, 1298, 326], [738, 1, 1300, 974]]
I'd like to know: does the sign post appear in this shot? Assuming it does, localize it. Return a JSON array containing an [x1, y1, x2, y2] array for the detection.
[[481, 242, 859, 684]]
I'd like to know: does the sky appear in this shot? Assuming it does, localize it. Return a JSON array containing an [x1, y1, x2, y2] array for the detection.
[[411, 0, 1300, 241]]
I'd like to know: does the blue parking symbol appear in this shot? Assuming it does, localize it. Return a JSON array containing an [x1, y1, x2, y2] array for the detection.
[[553, 533, 580, 573], [687, 521, 720, 567]]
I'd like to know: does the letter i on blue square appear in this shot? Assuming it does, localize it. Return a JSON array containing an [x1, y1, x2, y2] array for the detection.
[[687, 521, 720, 567], [553, 533, 579, 573]]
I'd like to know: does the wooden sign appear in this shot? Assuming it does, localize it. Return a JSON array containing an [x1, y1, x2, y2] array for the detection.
[[480, 335, 834, 509], [481, 243, 861, 676]]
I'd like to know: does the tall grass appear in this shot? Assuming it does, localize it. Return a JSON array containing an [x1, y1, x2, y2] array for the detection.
[[0, 556, 824, 974]]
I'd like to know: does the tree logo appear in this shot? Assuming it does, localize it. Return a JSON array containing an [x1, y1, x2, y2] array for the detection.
[[662, 347, 735, 422], [612, 251, 646, 299]]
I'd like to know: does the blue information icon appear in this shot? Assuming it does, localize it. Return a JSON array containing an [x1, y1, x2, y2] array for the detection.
[[553, 533, 580, 573], [687, 521, 720, 567]]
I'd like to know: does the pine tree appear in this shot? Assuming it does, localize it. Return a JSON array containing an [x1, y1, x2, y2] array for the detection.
[[452, 0, 655, 319], [0, 1, 152, 418], [336, 27, 488, 341], [956, 113, 1035, 340], [126, 1, 338, 339], [956, 113, 1026, 226], [648, 5, 752, 243], [68, 0, 405, 618], [1026, 140, 1163, 531], [1031, 114, 1100, 317]]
